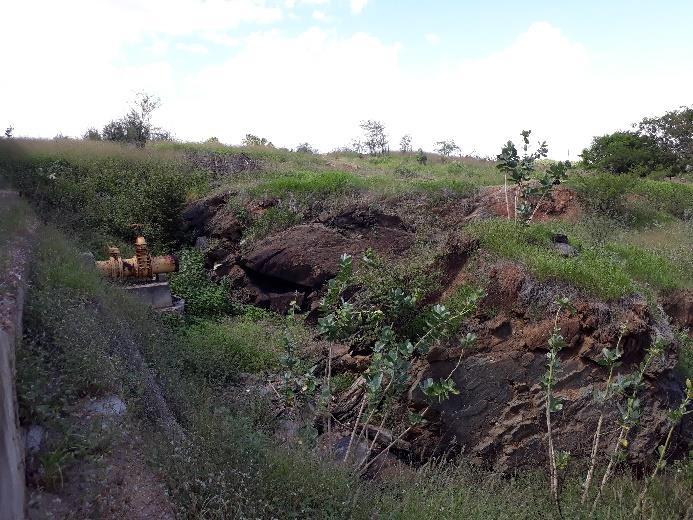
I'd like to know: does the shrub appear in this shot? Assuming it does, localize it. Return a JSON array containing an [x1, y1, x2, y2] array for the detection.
[[243, 134, 274, 147], [580, 131, 672, 175], [573, 172, 693, 224], [295, 142, 317, 154], [169, 249, 230, 318], [102, 92, 166, 148], [0, 139, 209, 249]]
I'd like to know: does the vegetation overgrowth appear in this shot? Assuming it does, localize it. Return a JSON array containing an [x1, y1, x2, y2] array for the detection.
[[14, 224, 692, 519], [2, 120, 692, 518]]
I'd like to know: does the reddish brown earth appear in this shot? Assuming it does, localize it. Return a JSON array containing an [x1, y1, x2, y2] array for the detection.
[[465, 185, 582, 222], [662, 289, 693, 332]]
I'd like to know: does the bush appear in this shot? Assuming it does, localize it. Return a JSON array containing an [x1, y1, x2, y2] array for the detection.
[[573, 172, 693, 224], [169, 249, 230, 318], [580, 131, 672, 175], [0, 139, 208, 250]]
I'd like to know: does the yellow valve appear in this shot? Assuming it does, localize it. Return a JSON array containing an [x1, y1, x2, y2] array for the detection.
[[95, 235, 177, 280]]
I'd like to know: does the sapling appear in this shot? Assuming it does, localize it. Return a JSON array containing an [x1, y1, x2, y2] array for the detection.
[[318, 252, 482, 469], [633, 378, 692, 515], [496, 131, 568, 224], [581, 323, 626, 504], [541, 296, 575, 508], [590, 338, 666, 516], [358, 332, 478, 474], [279, 300, 317, 406]]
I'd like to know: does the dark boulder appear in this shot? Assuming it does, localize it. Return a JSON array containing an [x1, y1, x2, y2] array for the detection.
[[240, 222, 414, 290]]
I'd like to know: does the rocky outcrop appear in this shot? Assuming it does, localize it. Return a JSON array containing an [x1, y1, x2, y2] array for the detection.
[[406, 263, 687, 471], [662, 289, 693, 332], [182, 192, 689, 472], [182, 199, 416, 312], [241, 223, 413, 289]]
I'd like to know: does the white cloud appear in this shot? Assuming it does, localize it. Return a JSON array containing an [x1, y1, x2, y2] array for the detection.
[[312, 10, 331, 21], [286, 0, 331, 7], [425, 33, 440, 45], [175, 43, 209, 55], [2, 12, 691, 158], [350, 0, 369, 14]]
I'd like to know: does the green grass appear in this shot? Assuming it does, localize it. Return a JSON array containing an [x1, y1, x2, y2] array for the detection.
[[0, 138, 209, 252], [0, 191, 31, 267], [180, 317, 281, 384], [469, 219, 691, 299], [245, 205, 304, 241], [570, 171, 693, 226]]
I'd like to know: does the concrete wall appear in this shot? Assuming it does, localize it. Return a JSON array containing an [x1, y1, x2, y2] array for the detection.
[[0, 330, 25, 520], [0, 191, 32, 520]]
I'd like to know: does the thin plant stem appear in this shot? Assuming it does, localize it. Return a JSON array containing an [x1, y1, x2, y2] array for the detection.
[[590, 345, 661, 516], [545, 306, 562, 504], [356, 410, 390, 470], [633, 427, 673, 515], [581, 329, 625, 504], [528, 187, 550, 224], [359, 406, 430, 475], [590, 427, 626, 517], [344, 395, 367, 462], [504, 173, 510, 220], [326, 344, 333, 448]]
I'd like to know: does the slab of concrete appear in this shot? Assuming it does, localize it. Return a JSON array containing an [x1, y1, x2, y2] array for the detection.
[[123, 282, 174, 309]]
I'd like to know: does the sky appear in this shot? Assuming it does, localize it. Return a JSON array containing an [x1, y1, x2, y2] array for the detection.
[[1, 0, 692, 158]]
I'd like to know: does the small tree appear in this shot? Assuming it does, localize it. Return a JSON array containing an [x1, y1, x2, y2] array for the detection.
[[242, 134, 274, 147], [399, 134, 412, 153], [638, 106, 693, 174], [359, 120, 388, 155], [83, 127, 102, 140], [4, 125, 13, 138], [296, 142, 317, 154], [416, 148, 427, 165], [496, 130, 567, 224], [102, 91, 165, 147], [434, 139, 460, 160]]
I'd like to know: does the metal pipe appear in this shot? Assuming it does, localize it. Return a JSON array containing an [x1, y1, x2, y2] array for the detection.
[[95, 236, 178, 280]]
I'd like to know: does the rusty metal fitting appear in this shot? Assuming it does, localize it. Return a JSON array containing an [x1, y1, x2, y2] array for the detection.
[[95, 235, 178, 280]]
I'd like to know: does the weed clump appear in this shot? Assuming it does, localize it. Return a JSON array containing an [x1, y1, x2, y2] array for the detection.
[[169, 248, 230, 318]]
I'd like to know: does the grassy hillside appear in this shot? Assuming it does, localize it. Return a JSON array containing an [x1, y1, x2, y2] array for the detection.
[[2, 137, 692, 518], [1, 138, 691, 300]]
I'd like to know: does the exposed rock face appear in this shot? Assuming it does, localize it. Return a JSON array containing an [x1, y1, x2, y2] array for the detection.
[[662, 289, 693, 332], [181, 193, 689, 472], [241, 222, 413, 289], [182, 199, 416, 312], [407, 263, 687, 471]]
